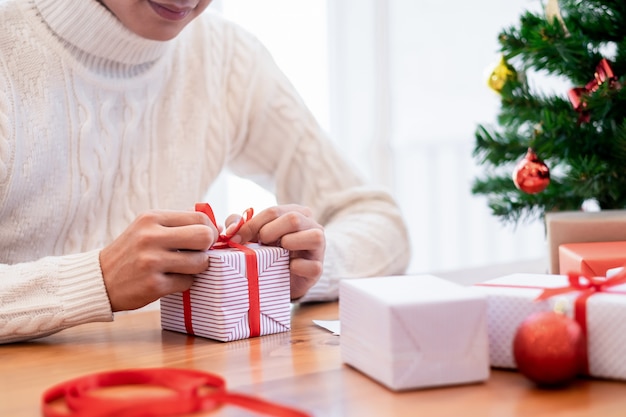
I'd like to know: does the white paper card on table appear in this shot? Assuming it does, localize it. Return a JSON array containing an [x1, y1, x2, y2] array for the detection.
[[339, 275, 490, 391], [313, 320, 340, 335]]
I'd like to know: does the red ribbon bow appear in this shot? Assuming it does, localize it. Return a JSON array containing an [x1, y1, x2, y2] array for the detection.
[[534, 268, 626, 374], [42, 368, 311, 417], [568, 58, 620, 123], [182, 203, 261, 338]]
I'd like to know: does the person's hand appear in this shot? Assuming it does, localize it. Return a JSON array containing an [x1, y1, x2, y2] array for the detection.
[[99, 210, 219, 312], [227, 205, 325, 300]]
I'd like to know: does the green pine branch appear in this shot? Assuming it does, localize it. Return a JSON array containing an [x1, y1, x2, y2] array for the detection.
[[472, 0, 626, 225]]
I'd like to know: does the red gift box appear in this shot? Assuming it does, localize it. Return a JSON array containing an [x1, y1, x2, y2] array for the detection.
[[545, 210, 626, 274], [559, 241, 626, 277]]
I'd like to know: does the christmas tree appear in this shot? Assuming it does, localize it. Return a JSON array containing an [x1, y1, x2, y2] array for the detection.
[[472, 0, 626, 225]]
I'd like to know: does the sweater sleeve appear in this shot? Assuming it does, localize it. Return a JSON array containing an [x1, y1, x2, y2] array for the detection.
[[0, 54, 113, 344], [223, 29, 411, 302], [0, 250, 113, 344]]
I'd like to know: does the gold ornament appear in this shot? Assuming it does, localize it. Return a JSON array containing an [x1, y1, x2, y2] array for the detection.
[[487, 55, 517, 93]]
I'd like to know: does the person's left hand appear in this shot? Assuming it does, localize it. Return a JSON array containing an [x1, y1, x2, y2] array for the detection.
[[227, 204, 325, 300]]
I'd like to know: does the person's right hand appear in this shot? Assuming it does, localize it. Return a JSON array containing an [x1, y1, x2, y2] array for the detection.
[[99, 210, 219, 312]]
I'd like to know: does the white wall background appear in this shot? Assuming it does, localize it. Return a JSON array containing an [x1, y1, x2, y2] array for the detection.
[[208, 0, 550, 274]]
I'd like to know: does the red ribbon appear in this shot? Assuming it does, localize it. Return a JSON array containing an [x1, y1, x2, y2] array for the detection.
[[477, 267, 626, 375], [41, 368, 311, 417], [536, 270, 626, 374], [182, 203, 261, 338], [568, 58, 620, 123]]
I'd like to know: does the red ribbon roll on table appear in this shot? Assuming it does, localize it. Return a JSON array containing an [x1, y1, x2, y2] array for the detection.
[[42, 368, 311, 417]]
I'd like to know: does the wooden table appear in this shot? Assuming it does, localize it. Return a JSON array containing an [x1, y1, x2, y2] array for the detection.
[[3, 259, 626, 416]]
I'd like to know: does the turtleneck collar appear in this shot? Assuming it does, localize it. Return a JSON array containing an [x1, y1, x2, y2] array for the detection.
[[33, 0, 171, 70]]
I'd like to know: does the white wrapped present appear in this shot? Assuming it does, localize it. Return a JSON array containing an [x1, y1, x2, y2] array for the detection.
[[340, 275, 490, 391]]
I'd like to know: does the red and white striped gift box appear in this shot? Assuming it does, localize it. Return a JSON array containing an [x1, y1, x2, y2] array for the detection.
[[160, 243, 291, 342]]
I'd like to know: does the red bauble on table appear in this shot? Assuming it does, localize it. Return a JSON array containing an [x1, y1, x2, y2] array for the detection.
[[512, 148, 551, 194], [513, 311, 586, 387]]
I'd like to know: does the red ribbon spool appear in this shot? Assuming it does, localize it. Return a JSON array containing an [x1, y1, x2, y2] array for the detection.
[[42, 368, 311, 417]]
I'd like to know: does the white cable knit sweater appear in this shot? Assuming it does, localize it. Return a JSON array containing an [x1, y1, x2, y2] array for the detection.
[[0, 0, 411, 343]]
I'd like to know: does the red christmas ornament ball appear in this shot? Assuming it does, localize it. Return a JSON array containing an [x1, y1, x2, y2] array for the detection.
[[512, 148, 550, 194], [513, 311, 586, 387]]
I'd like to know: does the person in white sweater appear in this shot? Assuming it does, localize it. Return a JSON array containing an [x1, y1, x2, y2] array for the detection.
[[0, 0, 411, 344]]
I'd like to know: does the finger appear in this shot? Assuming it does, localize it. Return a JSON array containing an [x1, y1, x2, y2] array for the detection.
[[144, 210, 216, 228], [235, 206, 313, 244], [160, 273, 196, 294], [165, 250, 211, 275], [163, 224, 218, 251], [112, 272, 196, 311], [133, 249, 209, 277], [289, 261, 323, 300], [257, 212, 321, 246], [132, 211, 219, 250], [290, 257, 324, 279], [279, 228, 325, 253]]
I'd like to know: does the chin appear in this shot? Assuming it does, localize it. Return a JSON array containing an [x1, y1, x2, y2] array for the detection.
[[143, 32, 181, 41], [135, 26, 186, 41]]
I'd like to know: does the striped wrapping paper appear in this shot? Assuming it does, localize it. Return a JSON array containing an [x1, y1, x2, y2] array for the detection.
[[160, 243, 291, 342]]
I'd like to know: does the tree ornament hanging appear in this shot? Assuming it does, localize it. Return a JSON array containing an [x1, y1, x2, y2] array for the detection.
[[568, 58, 620, 123], [513, 309, 585, 387], [512, 148, 550, 194], [487, 55, 517, 94]]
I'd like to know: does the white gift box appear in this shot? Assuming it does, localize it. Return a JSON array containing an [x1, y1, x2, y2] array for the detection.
[[475, 273, 626, 380], [339, 275, 490, 391], [160, 243, 291, 342]]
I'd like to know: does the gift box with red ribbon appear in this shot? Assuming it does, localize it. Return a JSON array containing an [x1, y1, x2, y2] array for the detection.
[[160, 203, 291, 342], [474, 272, 626, 380]]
